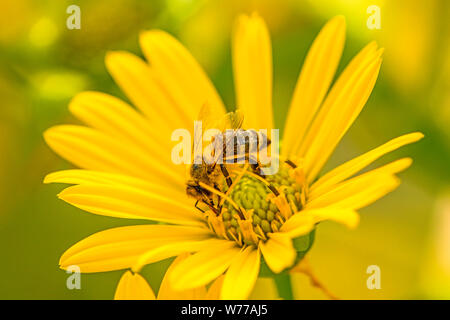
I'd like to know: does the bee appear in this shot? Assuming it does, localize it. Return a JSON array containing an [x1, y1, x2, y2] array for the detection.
[[186, 104, 271, 214]]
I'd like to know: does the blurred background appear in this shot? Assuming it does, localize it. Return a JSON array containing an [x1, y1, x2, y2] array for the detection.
[[0, 0, 449, 299]]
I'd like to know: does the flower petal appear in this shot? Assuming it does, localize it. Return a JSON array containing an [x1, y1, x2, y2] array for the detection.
[[157, 254, 207, 300], [310, 132, 424, 197], [132, 239, 225, 273], [44, 169, 189, 204], [306, 158, 412, 210], [260, 233, 296, 274], [57, 183, 203, 225], [169, 240, 240, 290], [282, 16, 346, 158], [44, 125, 184, 188], [282, 208, 360, 231], [279, 214, 316, 238], [69, 91, 175, 159], [293, 41, 382, 181], [140, 30, 225, 120], [221, 246, 260, 300], [105, 51, 193, 131], [289, 40, 378, 159], [204, 275, 225, 300], [114, 271, 156, 300], [232, 13, 273, 131], [306, 208, 360, 229], [59, 225, 212, 273]]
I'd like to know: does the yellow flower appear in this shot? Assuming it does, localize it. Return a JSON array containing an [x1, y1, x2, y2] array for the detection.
[[44, 13, 423, 299], [115, 254, 224, 300]]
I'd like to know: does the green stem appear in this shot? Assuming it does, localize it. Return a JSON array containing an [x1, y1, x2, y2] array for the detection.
[[274, 273, 294, 300]]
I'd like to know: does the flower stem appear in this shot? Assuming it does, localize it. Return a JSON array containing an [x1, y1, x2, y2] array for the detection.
[[274, 273, 294, 300]]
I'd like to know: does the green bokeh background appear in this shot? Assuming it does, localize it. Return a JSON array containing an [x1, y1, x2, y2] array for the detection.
[[0, 0, 449, 299]]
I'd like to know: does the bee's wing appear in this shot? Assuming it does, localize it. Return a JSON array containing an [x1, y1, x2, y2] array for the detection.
[[218, 109, 244, 131], [192, 103, 214, 159], [213, 110, 244, 163], [196, 103, 245, 164], [196, 103, 211, 129], [197, 103, 244, 131]]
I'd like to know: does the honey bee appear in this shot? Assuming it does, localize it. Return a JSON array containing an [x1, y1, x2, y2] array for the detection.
[[186, 104, 271, 214]]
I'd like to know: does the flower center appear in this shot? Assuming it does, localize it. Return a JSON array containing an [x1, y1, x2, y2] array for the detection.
[[214, 164, 304, 246]]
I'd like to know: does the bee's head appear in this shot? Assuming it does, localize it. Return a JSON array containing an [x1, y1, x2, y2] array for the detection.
[[186, 179, 209, 200]]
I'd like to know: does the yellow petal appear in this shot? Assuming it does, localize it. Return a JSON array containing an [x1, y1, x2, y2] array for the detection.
[[204, 275, 225, 300], [221, 246, 260, 300], [310, 208, 360, 229], [140, 30, 225, 121], [310, 132, 424, 198], [132, 239, 224, 273], [287, 208, 360, 230], [169, 240, 240, 290], [157, 254, 207, 300], [306, 159, 412, 210], [321, 175, 400, 211], [44, 169, 189, 204], [59, 225, 212, 273], [44, 125, 184, 188], [69, 91, 175, 159], [105, 51, 193, 130], [279, 214, 316, 238], [114, 271, 156, 300], [57, 183, 202, 225], [302, 48, 384, 182], [282, 16, 346, 158], [300, 46, 383, 182], [232, 13, 273, 131], [260, 233, 296, 274], [289, 40, 379, 159]]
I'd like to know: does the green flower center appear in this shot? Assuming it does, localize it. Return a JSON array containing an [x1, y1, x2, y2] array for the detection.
[[221, 165, 303, 243]]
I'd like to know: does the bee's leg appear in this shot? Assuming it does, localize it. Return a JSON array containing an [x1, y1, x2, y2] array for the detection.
[[203, 200, 220, 216], [205, 194, 219, 214], [248, 154, 265, 178], [251, 162, 264, 177], [267, 184, 280, 197], [213, 183, 223, 212], [219, 164, 247, 218], [285, 159, 297, 169], [195, 197, 220, 216], [194, 200, 205, 213], [205, 191, 220, 216], [209, 162, 217, 173], [198, 196, 220, 216], [247, 155, 281, 197], [197, 188, 220, 216], [220, 164, 233, 188]]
